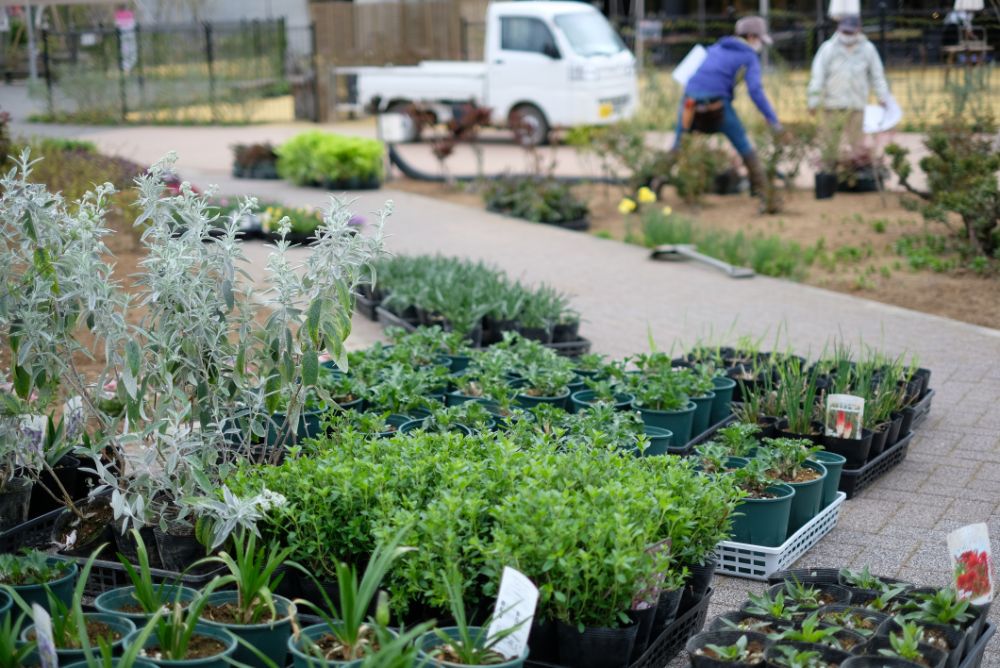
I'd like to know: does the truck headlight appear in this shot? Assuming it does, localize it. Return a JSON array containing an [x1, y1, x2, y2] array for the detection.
[[569, 64, 600, 81]]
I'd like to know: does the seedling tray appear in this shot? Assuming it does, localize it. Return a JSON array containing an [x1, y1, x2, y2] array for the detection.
[[909, 388, 935, 431], [961, 621, 995, 668], [524, 587, 713, 668], [682, 414, 738, 453], [0, 506, 63, 554], [375, 305, 418, 332], [714, 492, 847, 581], [838, 431, 913, 499], [53, 552, 226, 599], [353, 291, 380, 321]]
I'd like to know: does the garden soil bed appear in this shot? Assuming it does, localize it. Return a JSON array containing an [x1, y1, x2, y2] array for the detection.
[[388, 179, 1000, 331]]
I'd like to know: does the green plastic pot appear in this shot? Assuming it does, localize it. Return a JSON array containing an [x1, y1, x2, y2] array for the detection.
[[6, 558, 78, 612], [198, 591, 295, 668], [516, 387, 570, 410], [729, 483, 795, 547], [812, 451, 846, 508], [288, 622, 373, 667], [635, 400, 697, 446], [418, 627, 529, 667], [710, 376, 737, 423], [447, 355, 472, 373], [128, 623, 238, 668], [94, 585, 199, 623], [22, 613, 135, 665], [641, 426, 674, 456], [783, 461, 828, 537], [64, 660, 158, 668], [690, 391, 717, 436], [570, 390, 635, 412], [376, 414, 413, 439]]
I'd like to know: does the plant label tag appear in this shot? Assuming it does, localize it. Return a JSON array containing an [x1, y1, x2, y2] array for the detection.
[[948, 523, 994, 605], [31, 604, 58, 668], [825, 394, 864, 439], [487, 566, 539, 660]]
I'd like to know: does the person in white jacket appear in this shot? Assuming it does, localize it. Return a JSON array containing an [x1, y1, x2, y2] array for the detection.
[[807, 15, 890, 166]]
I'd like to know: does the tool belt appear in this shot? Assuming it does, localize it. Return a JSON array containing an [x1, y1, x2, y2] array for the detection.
[[681, 97, 725, 134]]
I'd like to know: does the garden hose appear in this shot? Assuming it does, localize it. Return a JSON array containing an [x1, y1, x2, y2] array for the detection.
[[386, 144, 627, 186]]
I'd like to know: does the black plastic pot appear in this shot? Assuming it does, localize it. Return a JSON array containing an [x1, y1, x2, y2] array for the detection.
[[652, 587, 684, 634], [28, 456, 81, 518], [821, 429, 873, 469], [556, 620, 638, 668], [777, 421, 825, 446], [114, 526, 161, 569], [862, 636, 946, 668], [628, 604, 659, 662], [0, 476, 33, 532], [886, 414, 904, 448], [553, 320, 580, 343], [841, 658, 925, 668], [815, 604, 889, 639], [815, 173, 838, 200], [766, 583, 852, 612], [517, 324, 553, 344], [765, 640, 850, 668], [686, 630, 770, 668], [153, 525, 202, 572], [898, 408, 916, 438], [869, 424, 890, 460], [680, 557, 717, 614], [878, 619, 964, 668]]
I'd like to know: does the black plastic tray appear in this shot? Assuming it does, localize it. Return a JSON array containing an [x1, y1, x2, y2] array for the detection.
[[838, 431, 913, 499], [525, 587, 713, 668], [376, 305, 418, 333], [961, 621, 995, 668], [909, 388, 935, 431], [0, 506, 63, 554], [53, 552, 226, 599]]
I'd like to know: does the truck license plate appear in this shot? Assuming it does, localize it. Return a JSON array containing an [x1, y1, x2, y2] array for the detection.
[[598, 102, 613, 119]]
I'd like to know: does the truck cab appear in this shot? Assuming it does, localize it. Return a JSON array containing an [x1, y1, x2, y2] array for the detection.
[[354, 1, 638, 144]]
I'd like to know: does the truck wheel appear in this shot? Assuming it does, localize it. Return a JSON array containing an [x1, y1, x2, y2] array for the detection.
[[386, 102, 422, 143], [510, 105, 550, 146]]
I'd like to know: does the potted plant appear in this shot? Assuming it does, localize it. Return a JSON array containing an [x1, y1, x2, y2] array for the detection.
[[765, 580, 851, 614], [417, 569, 528, 667], [130, 595, 239, 668], [571, 377, 634, 412], [682, 367, 718, 436], [814, 605, 888, 639], [0, 549, 78, 612], [865, 621, 947, 668], [195, 531, 298, 668], [710, 611, 789, 636], [515, 363, 574, 409], [774, 612, 865, 652], [878, 619, 964, 668], [12, 548, 137, 665], [741, 591, 802, 624], [686, 631, 769, 668], [628, 371, 696, 445], [694, 444, 748, 475], [728, 458, 795, 547], [289, 528, 414, 667], [94, 529, 199, 623], [0, 606, 36, 668], [0, 426, 35, 531], [764, 641, 850, 668], [762, 439, 827, 536]]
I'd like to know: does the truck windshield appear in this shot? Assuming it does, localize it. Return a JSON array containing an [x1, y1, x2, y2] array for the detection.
[[553, 12, 626, 57]]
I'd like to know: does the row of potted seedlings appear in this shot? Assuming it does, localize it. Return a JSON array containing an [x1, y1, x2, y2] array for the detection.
[[357, 254, 586, 348], [688, 569, 991, 668], [232, 134, 385, 190]]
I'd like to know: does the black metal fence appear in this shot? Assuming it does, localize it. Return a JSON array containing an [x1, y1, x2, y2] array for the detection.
[[34, 19, 319, 123]]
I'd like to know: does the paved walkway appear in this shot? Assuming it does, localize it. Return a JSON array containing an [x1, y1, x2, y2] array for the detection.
[[6, 98, 999, 661]]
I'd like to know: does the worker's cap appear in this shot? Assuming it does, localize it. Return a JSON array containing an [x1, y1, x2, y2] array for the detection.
[[735, 16, 773, 45], [838, 15, 862, 33]]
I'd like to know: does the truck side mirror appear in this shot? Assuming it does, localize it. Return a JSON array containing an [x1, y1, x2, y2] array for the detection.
[[542, 41, 561, 59]]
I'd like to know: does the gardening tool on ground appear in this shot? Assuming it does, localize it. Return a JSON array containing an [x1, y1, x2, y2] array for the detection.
[[649, 244, 755, 279]]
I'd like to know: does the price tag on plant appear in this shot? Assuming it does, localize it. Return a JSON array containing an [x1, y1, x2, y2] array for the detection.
[[948, 523, 994, 605], [825, 394, 864, 439], [487, 566, 539, 660], [31, 604, 58, 668]]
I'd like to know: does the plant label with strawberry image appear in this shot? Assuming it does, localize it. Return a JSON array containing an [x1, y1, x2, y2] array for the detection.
[[825, 394, 864, 439], [487, 566, 539, 660], [948, 523, 993, 605]]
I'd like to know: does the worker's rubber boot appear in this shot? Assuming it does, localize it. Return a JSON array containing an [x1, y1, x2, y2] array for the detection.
[[742, 151, 780, 213], [647, 149, 680, 199]]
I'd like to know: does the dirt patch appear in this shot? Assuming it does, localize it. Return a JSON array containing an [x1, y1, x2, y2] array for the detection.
[[389, 178, 1000, 331], [202, 601, 284, 625], [146, 634, 227, 660], [28, 619, 123, 649]]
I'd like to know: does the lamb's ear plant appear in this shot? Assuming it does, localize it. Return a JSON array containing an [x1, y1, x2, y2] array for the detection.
[[292, 527, 415, 661], [429, 566, 526, 665]]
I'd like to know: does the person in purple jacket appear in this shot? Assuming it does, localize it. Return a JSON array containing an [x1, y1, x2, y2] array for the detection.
[[671, 16, 783, 206]]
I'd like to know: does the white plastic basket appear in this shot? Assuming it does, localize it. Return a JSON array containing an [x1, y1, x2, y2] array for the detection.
[[714, 492, 847, 581]]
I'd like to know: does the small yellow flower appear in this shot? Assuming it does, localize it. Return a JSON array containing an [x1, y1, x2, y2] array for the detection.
[[662, 206, 673, 217], [618, 198, 637, 214], [637, 186, 656, 204]]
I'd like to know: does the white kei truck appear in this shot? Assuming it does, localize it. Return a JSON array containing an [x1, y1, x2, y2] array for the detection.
[[347, 1, 639, 144]]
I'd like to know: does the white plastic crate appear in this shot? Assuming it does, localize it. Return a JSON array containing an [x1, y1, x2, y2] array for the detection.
[[714, 492, 847, 581]]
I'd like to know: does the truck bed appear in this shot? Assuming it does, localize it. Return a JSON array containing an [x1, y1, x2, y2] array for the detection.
[[356, 61, 487, 107]]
